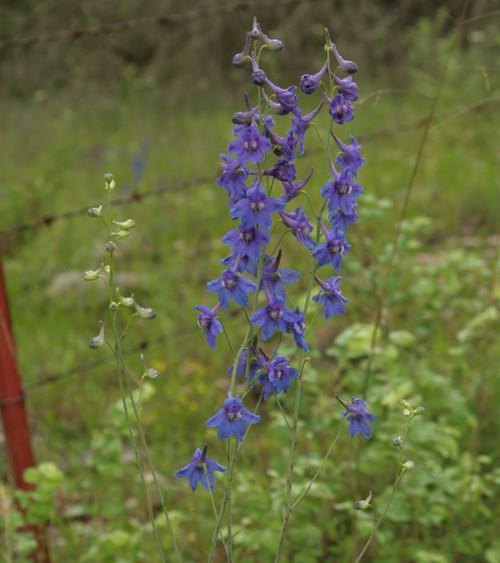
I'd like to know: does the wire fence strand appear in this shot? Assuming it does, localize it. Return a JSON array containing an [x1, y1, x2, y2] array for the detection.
[[0, 0, 301, 50]]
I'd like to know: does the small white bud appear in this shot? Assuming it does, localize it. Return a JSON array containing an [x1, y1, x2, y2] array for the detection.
[[89, 320, 105, 349], [113, 219, 136, 230], [88, 205, 103, 217], [141, 353, 160, 380], [83, 263, 104, 281], [113, 229, 131, 240], [104, 173, 115, 190], [401, 460, 415, 471], [116, 288, 134, 307], [133, 296, 156, 320], [354, 490, 372, 510]]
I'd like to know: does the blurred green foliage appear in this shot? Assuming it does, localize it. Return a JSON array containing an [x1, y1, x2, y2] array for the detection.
[[1, 3, 500, 562]]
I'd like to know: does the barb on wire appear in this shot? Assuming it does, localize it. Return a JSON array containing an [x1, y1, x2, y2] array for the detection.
[[0, 0, 301, 50], [0, 175, 214, 239]]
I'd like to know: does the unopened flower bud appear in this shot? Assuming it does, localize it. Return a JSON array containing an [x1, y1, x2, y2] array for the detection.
[[113, 229, 131, 240], [414, 406, 425, 416], [141, 353, 160, 380], [401, 460, 415, 471], [133, 296, 156, 320], [250, 17, 260, 40], [104, 265, 111, 275], [393, 436, 403, 447], [83, 263, 104, 281], [109, 301, 119, 312], [354, 490, 372, 510], [106, 241, 116, 253], [232, 31, 251, 67], [332, 42, 358, 74], [104, 173, 116, 190], [89, 320, 105, 349], [399, 399, 411, 409], [116, 288, 134, 307], [257, 23, 284, 51], [88, 205, 103, 217], [113, 219, 136, 230]]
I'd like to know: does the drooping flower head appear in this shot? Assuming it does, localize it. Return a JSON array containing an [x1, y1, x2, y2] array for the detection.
[[280, 207, 316, 250], [259, 250, 300, 300], [334, 75, 359, 102], [300, 60, 328, 94], [331, 42, 358, 74], [336, 395, 376, 439], [264, 77, 298, 114], [321, 159, 363, 216], [290, 101, 324, 155], [312, 275, 348, 319], [206, 390, 261, 442], [174, 444, 227, 491], [331, 133, 365, 177], [193, 303, 223, 350], [312, 219, 351, 271], [257, 352, 298, 400]]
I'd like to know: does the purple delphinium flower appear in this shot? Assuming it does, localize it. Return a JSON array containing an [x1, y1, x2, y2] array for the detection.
[[258, 354, 298, 400], [280, 207, 316, 250], [321, 160, 363, 216], [331, 204, 359, 232], [230, 181, 285, 231], [287, 307, 309, 352], [300, 60, 328, 94], [336, 395, 376, 439], [312, 275, 348, 319], [326, 93, 354, 125], [206, 260, 257, 310], [334, 75, 359, 102], [281, 167, 314, 202], [206, 393, 260, 442], [174, 444, 227, 491], [331, 133, 365, 177], [227, 345, 263, 382], [250, 285, 297, 341], [263, 159, 297, 183], [193, 303, 223, 350], [264, 78, 298, 114], [216, 154, 250, 204], [331, 43, 358, 74], [259, 250, 300, 300], [228, 124, 272, 165], [265, 125, 298, 161], [312, 219, 351, 271], [290, 101, 324, 155], [221, 225, 270, 267]]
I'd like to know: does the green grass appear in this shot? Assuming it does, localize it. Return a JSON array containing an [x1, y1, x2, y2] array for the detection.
[[1, 26, 500, 562]]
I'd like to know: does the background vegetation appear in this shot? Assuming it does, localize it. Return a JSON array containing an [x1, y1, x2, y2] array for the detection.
[[1, 1, 499, 561]]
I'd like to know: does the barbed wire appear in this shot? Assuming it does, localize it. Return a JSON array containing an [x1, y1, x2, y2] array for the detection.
[[0, 0, 301, 50], [1, 95, 497, 241], [0, 324, 197, 407]]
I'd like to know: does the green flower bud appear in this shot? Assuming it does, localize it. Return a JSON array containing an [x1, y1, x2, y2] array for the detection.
[[354, 490, 372, 510], [89, 320, 105, 349], [116, 288, 134, 307], [83, 263, 104, 281], [109, 301, 119, 311], [401, 460, 415, 471], [88, 205, 103, 217], [106, 241, 116, 253], [414, 406, 425, 416], [113, 219, 136, 230], [113, 229, 131, 240], [104, 173, 115, 190], [399, 399, 411, 409], [133, 296, 156, 320], [393, 436, 402, 447], [141, 354, 160, 380]]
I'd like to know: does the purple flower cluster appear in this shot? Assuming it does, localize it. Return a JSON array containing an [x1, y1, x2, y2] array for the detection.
[[176, 21, 375, 492]]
